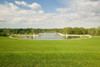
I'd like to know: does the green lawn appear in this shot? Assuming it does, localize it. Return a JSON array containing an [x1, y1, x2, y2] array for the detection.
[[0, 37, 100, 67]]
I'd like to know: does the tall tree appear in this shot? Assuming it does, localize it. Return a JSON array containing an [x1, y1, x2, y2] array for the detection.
[[31, 28, 34, 34], [2, 29, 8, 36]]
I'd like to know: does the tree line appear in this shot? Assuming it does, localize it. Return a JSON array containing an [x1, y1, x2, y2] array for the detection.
[[0, 27, 100, 36], [61, 27, 100, 36]]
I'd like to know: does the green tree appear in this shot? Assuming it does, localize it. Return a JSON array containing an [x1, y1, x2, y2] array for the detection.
[[88, 28, 96, 36], [2, 29, 8, 36], [31, 28, 34, 34], [95, 27, 100, 36]]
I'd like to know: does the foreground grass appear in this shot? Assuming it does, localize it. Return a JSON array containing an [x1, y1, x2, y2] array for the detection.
[[0, 37, 100, 67]]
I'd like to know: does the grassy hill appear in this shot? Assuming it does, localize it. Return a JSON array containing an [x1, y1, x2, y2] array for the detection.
[[0, 37, 100, 67]]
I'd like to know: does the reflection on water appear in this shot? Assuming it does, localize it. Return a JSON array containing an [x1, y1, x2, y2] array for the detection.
[[20, 36, 34, 39], [67, 36, 80, 39], [20, 33, 80, 40], [34, 33, 65, 40]]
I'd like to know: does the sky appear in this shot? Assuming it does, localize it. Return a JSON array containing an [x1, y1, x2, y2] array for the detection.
[[0, 0, 100, 28]]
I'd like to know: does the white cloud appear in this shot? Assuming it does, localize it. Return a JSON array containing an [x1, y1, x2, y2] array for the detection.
[[56, 8, 72, 13], [38, 10, 44, 14], [0, 2, 49, 25], [58, 0, 100, 20], [29, 3, 41, 10], [15, 1, 41, 10], [15, 1, 27, 6], [0, 0, 100, 28]]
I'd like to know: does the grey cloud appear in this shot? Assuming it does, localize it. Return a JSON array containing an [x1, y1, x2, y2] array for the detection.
[[89, 0, 99, 2], [0, 20, 6, 22]]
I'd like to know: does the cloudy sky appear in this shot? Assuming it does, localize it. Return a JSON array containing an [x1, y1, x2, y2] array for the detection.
[[0, 0, 100, 28]]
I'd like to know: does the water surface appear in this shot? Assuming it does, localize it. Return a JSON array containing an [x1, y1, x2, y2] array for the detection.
[[20, 33, 80, 40], [20, 33, 65, 40]]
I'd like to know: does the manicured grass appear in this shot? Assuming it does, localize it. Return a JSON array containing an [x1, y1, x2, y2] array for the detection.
[[0, 37, 100, 67]]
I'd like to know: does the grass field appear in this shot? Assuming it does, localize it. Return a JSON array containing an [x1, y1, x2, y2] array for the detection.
[[0, 37, 100, 67]]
